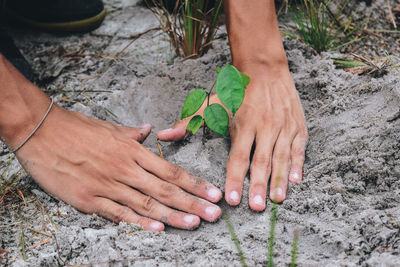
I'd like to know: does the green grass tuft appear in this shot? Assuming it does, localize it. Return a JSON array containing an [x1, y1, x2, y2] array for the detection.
[[289, 0, 359, 53], [146, 0, 223, 58]]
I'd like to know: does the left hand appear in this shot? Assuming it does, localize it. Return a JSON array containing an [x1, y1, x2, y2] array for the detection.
[[157, 63, 308, 211]]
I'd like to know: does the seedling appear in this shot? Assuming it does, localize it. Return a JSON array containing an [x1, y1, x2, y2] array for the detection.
[[181, 65, 250, 137]]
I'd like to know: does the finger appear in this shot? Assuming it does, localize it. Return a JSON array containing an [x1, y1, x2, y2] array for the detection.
[[93, 197, 165, 232], [110, 184, 200, 230], [157, 119, 188, 141], [225, 128, 255, 206], [135, 147, 222, 203], [248, 133, 276, 211], [288, 133, 308, 183], [148, 179, 221, 222], [93, 119, 151, 142], [120, 165, 221, 222], [120, 124, 152, 142], [269, 131, 292, 203]]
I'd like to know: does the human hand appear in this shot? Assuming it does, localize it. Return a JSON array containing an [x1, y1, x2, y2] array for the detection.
[[157, 64, 308, 211], [14, 105, 222, 231]]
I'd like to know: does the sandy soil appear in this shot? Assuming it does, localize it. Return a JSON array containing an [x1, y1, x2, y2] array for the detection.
[[1, 0, 399, 266]]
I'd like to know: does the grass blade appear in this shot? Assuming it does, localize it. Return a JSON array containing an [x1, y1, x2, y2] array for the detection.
[[19, 210, 27, 260], [223, 211, 248, 267], [290, 229, 299, 267], [268, 202, 277, 267]]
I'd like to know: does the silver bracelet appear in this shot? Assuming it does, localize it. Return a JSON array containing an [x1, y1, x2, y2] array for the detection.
[[11, 98, 54, 153]]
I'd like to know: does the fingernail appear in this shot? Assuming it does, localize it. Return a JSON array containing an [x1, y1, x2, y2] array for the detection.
[[290, 171, 300, 182], [205, 206, 220, 220], [149, 221, 163, 231], [253, 195, 264, 206], [229, 191, 240, 203], [139, 123, 151, 129], [183, 215, 198, 226], [207, 188, 221, 201], [273, 188, 283, 198]]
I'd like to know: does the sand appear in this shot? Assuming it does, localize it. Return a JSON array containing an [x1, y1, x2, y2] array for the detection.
[[1, 0, 399, 266]]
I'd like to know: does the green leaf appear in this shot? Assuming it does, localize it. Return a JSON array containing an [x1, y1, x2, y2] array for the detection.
[[204, 104, 229, 136], [181, 89, 207, 119], [216, 65, 245, 115], [186, 115, 203, 135], [216, 67, 221, 73], [240, 72, 250, 87]]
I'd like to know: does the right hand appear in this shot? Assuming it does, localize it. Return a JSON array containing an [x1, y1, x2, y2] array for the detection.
[[15, 104, 222, 231], [157, 65, 308, 211]]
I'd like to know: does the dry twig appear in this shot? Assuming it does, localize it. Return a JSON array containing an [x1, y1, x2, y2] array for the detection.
[[156, 141, 164, 159], [115, 27, 161, 59], [26, 227, 52, 238], [26, 239, 51, 250], [387, 0, 397, 29]]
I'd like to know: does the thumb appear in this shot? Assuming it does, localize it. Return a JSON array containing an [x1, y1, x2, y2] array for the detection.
[[158, 94, 222, 141]]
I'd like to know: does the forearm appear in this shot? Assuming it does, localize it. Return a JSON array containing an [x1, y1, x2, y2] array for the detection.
[[223, 0, 287, 71], [0, 53, 50, 150]]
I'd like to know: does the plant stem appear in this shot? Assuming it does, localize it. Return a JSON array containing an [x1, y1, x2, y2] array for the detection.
[[207, 79, 217, 105], [202, 79, 217, 142], [268, 202, 278, 267]]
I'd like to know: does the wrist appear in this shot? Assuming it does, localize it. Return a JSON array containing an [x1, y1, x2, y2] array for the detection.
[[232, 45, 288, 69], [235, 58, 291, 81], [0, 54, 51, 150], [0, 93, 51, 151]]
